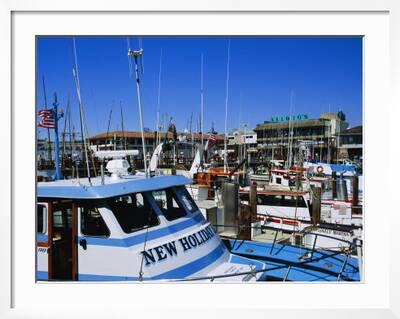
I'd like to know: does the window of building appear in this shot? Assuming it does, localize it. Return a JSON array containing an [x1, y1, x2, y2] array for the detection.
[[152, 188, 187, 221], [37, 204, 46, 233], [80, 206, 110, 237], [107, 193, 159, 234]]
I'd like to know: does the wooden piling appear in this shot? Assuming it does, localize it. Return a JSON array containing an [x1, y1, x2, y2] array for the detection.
[[312, 187, 321, 225], [249, 182, 257, 223], [238, 204, 252, 240], [332, 171, 337, 199], [352, 175, 359, 214]]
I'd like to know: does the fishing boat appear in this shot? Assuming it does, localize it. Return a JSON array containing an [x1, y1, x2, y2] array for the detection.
[[36, 160, 360, 282], [303, 160, 358, 177], [238, 187, 362, 251]]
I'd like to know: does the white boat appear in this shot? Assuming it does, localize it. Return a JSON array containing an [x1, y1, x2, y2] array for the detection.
[[36, 160, 360, 281], [238, 188, 362, 251], [36, 160, 269, 282]]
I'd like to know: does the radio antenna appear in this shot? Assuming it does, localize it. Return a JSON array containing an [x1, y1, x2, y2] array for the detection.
[[127, 38, 148, 176], [72, 37, 91, 184]]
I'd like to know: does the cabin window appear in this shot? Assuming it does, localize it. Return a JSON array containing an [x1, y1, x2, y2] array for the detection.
[[152, 188, 187, 221], [276, 177, 282, 184], [175, 187, 199, 213], [80, 206, 110, 237], [108, 193, 159, 234], [53, 206, 72, 229], [37, 204, 46, 233], [257, 194, 307, 208]]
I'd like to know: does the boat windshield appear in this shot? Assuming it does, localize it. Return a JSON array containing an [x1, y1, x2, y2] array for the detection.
[[107, 193, 159, 234], [258, 194, 307, 208], [152, 187, 195, 221]]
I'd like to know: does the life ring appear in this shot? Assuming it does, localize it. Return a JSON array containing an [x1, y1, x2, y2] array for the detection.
[[316, 165, 324, 174]]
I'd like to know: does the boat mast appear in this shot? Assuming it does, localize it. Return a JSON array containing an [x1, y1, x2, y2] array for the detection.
[[42, 76, 52, 162], [128, 39, 148, 176], [200, 53, 204, 146], [223, 39, 231, 173], [120, 101, 126, 150], [287, 90, 294, 169], [106, 104, 113, 150], [52, 93, 63, 180], [156, 48, 163, 147], [61, 95, 70, 170], [72, 38, 91, 184]]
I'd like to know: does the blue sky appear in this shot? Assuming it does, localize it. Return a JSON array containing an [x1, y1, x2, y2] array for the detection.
[[36, 36, 362, 137]]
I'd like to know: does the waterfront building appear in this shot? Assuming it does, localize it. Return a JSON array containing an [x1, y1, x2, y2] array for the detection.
[[339, 125, 363, 162], [254, 112, 351, 163]]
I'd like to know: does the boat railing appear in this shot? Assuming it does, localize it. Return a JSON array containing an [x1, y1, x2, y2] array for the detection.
[[172, 231, 358, 282], [211, 222, 357, 250], [221, 222, 361, 281]]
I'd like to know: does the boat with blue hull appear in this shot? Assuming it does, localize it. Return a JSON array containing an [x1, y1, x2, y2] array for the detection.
[[36, 161, 360, 282]]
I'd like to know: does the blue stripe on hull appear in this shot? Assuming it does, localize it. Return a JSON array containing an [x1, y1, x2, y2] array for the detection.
[[79, 274, 139, 281], [37, 234, 48, 242], [37, 271, 48, 280], [81, 213, 206, 248], [151, 244, 226, 280], [73, 244, 227, 281]]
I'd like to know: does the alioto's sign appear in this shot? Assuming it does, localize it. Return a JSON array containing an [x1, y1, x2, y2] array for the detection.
[[269, 114, 308, 123]]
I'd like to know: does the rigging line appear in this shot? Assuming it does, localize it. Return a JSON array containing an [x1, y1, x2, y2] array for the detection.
[[138, 209, 153, 281], [81, 98, 98, 176], [223, 39, 231, 173], [72, 37, 92, 184]]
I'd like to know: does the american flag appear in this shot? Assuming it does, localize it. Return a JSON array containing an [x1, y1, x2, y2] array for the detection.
[[38, 109, 55, 129], [208, 133, 217, 148]]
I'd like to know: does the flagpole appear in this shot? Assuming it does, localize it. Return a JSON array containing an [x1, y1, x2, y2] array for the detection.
[[42, 77, 52, 163], [53, 93, 63, 180]]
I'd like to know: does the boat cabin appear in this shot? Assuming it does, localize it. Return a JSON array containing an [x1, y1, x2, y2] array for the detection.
[[36, 174, 267, 281]]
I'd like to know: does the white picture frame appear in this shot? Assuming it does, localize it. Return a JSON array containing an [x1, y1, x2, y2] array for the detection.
[[1, 1, 399, 318]]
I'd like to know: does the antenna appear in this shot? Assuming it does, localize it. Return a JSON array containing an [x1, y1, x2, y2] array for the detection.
[[200, 53, 204, 146], [106, 103, 113, 149], [128, 40, 148, 176], [224, 39, 231, 173], [72, 37, 92, 184], [138, 37, 144, 74], [156, 48, 163, 144], [127, 38, 133, 77]]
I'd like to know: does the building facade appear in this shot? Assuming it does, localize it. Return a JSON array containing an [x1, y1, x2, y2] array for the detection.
[[339, 125, 363, 162], [254, 112, 350, 164]]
